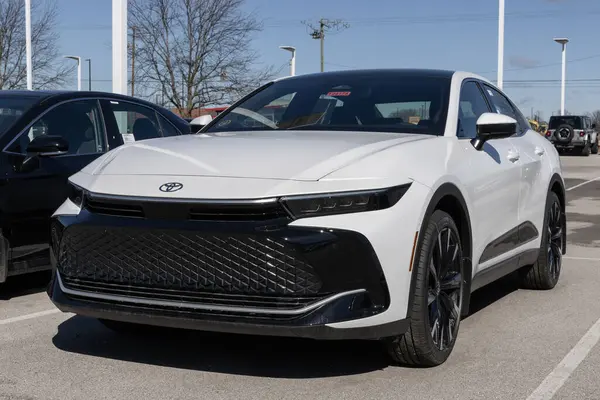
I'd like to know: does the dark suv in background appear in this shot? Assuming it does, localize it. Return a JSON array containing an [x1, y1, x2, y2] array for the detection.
[[0, 90, 190, 284], [546, 115, 598, 156]]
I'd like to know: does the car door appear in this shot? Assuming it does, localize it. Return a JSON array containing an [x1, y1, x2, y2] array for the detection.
[[481, 84, 546, 240], [2, 99, 107, 255], [455, 80, 521, 272]]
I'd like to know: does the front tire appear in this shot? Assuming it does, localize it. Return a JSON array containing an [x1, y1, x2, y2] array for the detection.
[[385, 210, 465, 367], [519, 191, 563, 290]]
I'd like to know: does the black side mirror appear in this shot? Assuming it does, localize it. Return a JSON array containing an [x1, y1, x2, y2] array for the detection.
[[471, 112, 517, 151], [592, 123, 596, 129], [26, 135, 69, 156]]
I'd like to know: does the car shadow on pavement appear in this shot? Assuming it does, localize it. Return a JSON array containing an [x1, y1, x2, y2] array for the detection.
[[51, 274, 521, 377], [52, 316, 390, 378], [0, 270, 52, 300]]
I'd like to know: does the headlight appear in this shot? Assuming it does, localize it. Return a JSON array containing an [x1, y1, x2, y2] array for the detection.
[[281, 183, 411, 220], [67, 182, 85, 207]]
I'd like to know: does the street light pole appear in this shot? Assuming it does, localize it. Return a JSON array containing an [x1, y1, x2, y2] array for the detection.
[[497, 0, 505, 89], [64, 55, 82, 91], [25, 0, 33, 90], [279, 46, 296, 76], [554, 38, 569, 116], [85, 59, 92, 91]]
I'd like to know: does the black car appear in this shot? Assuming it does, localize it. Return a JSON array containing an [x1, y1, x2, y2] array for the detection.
[[0, 90, 190, 283]]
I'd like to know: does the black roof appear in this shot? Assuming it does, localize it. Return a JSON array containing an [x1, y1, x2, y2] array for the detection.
[[0, 89, 159, 107], [279, 68, 456, 82]]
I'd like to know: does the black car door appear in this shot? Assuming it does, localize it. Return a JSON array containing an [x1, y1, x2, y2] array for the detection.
[[2, 99, 107, 254]]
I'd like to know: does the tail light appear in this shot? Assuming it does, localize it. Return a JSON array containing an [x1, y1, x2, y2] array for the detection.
[[579, 131, 585, 137]]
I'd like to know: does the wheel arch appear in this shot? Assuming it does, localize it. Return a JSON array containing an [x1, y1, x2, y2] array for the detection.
[[549, 173, 567, 255], [407, 182, 473, 319]]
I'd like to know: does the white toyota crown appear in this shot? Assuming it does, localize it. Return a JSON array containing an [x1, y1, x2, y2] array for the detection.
[[48, 69, 566, 367]]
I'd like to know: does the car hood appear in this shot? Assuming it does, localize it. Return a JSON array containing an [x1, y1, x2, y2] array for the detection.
[[85, 130, 434, 181]]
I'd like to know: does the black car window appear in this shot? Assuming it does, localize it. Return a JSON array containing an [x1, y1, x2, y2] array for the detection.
[[0, 96, 38, 137], [457, 81, 490, 139], [157, 114, 181, 137], [482, 85, 529, 134], [205, 74, 452, 136], [104, 100, 162, 143], [549, 116, 582, 129], [7, 99, 105, 155]]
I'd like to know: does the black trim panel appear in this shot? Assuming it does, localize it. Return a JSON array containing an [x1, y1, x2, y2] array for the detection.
[[48, 273, 409, 340], [479, 221, 539, 264], [472, 248, 539, 291]]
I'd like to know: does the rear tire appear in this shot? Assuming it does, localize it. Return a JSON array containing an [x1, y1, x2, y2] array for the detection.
[[581, 143, 591, 156], [592, 138, 598, 154], [519, 191, 563, 290], [385, 210, 465, 367]]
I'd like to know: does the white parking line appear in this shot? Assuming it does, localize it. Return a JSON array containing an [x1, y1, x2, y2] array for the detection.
[[0, 309, 61, 326], [566, 177, 600, 192], [564, 256, 600, 261], [526, 316, 600, 400]]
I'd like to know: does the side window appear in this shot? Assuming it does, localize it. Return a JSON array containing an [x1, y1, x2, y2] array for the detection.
[[157, 114, 181, 137], [483, 85, 530, 134], [457, 81, 490, 139], [8, 99, 105, 155], [103, 100, 162, 143]]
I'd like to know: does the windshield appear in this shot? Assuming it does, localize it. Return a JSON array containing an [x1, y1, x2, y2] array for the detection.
[[204, 73, 451, 135], [0, 96, 39, 136], [549, 116, 582, 129]]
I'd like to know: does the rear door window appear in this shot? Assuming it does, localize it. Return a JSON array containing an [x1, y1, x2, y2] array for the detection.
[[101, 100, 162, 144]]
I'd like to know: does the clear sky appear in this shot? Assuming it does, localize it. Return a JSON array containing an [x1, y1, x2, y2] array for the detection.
[[53, 0, 600, 121]]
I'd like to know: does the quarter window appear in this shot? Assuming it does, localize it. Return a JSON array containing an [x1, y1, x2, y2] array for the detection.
[[457, 81, 490, 139]]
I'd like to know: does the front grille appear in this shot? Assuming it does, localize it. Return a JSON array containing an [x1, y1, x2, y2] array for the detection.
[[58, 225, 323, 299], [83, 195, 289, 221]]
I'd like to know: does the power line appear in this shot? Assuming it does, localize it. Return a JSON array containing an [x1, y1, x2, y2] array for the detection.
[[301, 18, 350, 72]]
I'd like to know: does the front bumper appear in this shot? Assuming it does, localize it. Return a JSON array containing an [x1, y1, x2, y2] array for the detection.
[[48, 198, 410, 340]]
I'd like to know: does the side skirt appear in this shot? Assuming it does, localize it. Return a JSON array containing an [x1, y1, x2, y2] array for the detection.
[[471, 248, 539, 292]]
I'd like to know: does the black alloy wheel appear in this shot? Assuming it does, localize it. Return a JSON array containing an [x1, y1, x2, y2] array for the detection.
[[427, 227, 463, 351], [519, 191, 563, 290], [385, 210, 465, 367], [546, 198, 563, 283]]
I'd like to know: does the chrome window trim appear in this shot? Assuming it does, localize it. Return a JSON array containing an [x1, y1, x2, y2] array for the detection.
[[57, 272, 365, 316]]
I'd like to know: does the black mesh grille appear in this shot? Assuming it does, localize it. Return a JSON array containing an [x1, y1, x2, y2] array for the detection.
[[58, 225, 323, 297]]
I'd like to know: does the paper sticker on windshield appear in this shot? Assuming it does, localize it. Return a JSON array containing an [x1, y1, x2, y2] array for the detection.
[[327, 91, 351, 97]]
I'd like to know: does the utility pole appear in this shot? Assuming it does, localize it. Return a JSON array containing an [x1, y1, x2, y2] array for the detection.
[[302, 18, 349, 72], [130, 26, 136, 97]]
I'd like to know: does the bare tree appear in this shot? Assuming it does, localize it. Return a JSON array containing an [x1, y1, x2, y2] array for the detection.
[[0, 0, 72, 90], [129, 0, 274, 117], [587, 110, 600, 127]]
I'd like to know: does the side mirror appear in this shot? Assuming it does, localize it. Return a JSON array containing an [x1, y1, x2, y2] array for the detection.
[[592, 123, 596, 129], [26, 135, 69, 156], [471, 112, 517, 151]]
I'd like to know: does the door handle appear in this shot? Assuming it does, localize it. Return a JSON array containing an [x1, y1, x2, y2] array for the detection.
[[507, 151, 520, 162], [534, 146, 545, 156]]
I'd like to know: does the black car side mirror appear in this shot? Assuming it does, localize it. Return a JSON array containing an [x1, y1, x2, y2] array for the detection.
[[471, 112, 517, 151], [26, 135, 69, 156]]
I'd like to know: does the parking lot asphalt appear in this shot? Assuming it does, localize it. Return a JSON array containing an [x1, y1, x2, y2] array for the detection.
[[1, 154, 600, 400]]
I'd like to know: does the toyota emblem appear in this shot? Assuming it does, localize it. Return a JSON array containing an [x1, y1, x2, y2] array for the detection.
[[159, 182, 183, 193]]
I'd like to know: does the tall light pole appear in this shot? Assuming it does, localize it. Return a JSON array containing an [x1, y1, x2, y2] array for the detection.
[[112, 0, 128, 96], [85, 58, 92, 91], [64, 55, 81, 91], [554, 38, 569, 116], [25, 0, 33, 90], [497, 0, 505, 89], [279, 46, 296, 76]]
